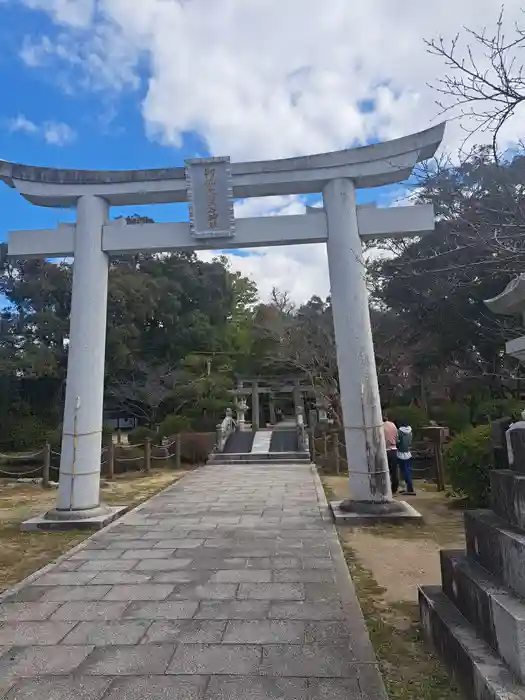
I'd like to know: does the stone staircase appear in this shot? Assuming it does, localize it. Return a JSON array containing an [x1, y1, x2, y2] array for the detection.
[[208, 424, 311, 465], [420, 460, 525, 699]]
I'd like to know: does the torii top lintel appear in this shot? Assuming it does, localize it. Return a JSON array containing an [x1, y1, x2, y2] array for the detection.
[[0, 123, 445, 208]]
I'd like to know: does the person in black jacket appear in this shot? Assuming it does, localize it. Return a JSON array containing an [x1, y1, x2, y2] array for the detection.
[[397, 421, 415, 495]]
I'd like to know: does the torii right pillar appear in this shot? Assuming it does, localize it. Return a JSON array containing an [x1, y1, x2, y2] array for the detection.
[[323, 179, 421, 520], [324, 178, 389, 503]]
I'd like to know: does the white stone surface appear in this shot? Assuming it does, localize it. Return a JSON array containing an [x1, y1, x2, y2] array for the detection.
[[324, 178, 391, 503], [21, 506, 127, 532], [56, 195, 109, 513], [8, 204, 435, 258], [250, 431, 273, 454], [1, 123, 444, 207], [485, 274, 525, 316], [506, 335, 525, 363]]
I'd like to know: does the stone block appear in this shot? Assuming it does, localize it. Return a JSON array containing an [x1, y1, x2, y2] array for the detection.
[[153, 539, 204, 549], [33, 572, 98, 586], [81, 643, 175, 675], [303, 583, 340, 603], [0, 645, 93, 678], [259, 643, 357, 678], [142, 620, 226, 644], [77, 560, 139, 572], [39, 586, 112, 602], [0, 603, 60, 622], [269, 602, 345, 621], [166, 643, 261, 675], [169, 583, 238, 601], [102, 676, 207, 700], [209, 570, 272, 584], [195, 601, 270, 620], [301, 558, 333, 570], [106, 539, 151, 549], [61, 620, 151, 646], [103, 584, 175, 601], [123, 601, 199, 620], [491, 470, 525, 530], [441, 550, 525, 683], [330, 499, 423, 525], [465, 510, 525, 598], [0, 621, 74, 646], [419, 585, 525, 700], [152, 571, 205, 584], [273, 570, 335, 583], [21, 507, 127, 533], [237, 583, 304, 601], [223, 620, 305, 644], [134, 559, 192, 571], [51, 602, 128, 622], [304, 621, 352, 644], [3, 677, 111, 700], [88, 572, 152, 585], [1, 588, 46, 604], [120, 549, 175, 559], [203, 676, 306, 700]]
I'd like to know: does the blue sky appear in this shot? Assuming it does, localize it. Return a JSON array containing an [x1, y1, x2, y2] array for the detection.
[[0, 2, 411, 251], [2, 0, 496, 300]]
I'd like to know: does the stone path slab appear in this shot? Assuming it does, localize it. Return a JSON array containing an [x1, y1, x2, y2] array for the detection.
[[0, 463, 387, 699]]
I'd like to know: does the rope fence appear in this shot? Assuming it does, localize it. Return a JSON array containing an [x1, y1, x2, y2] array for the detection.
[[0, 431, 205, 488]]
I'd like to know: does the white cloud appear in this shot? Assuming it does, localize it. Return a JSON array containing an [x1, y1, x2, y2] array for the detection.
[[21, 0, 94, 27], [8, 114, 39, 134], [17, 0, 525, 300], [8, 113, 76, 146], [198, 194, 329, 303], [42, 121, 76, 145], [19, 0, 525, 159]]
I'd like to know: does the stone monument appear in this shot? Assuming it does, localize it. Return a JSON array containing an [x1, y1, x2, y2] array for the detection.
[[0, 122, 445, 529], [419, 275, 525, 699]]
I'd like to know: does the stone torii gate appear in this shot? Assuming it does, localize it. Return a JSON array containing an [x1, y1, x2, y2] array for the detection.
[[0, 122, 445, 529]]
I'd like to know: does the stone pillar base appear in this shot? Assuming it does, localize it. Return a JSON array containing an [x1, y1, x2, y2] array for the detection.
[[21, 505, 127, 532], [330, 499, 422, 525]]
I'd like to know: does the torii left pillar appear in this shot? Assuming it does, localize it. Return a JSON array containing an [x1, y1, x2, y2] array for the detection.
[[24, 195, 126, 530]]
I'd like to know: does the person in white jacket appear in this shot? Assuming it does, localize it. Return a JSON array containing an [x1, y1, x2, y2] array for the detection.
[[397, 421, 415, 495]]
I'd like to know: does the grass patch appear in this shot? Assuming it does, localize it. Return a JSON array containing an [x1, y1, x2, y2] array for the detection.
[[344, 546, 461, 700], [0, 468, 191, 594]]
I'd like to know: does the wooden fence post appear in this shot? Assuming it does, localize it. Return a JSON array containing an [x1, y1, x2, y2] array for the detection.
[[333, 435, 340, 475], [309, 430, 316, 464], [435, 440, 445, 492], [175, 434, 182, 469], [107, 441, 115, 480], [42, 443, 51, 489], [144, 438, 152, 473]]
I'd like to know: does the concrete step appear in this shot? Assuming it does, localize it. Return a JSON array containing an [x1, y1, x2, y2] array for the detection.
[[210, 459, 312, 466], [209, 451, 310, 464], [209, 455, 311, 466], [419, 585, 525, 700], [440, 550, 525, 682], [490, 470, 525, 531], [465, 510, 525, 599]]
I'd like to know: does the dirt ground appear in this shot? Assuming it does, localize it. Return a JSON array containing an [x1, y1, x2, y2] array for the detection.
[[0, 468, 191, 594], [323, 475, 464, 700], [323, 475, 465, 602]]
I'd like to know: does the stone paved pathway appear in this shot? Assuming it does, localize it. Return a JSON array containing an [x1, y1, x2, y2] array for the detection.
[[0, 463, 387, 699]]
